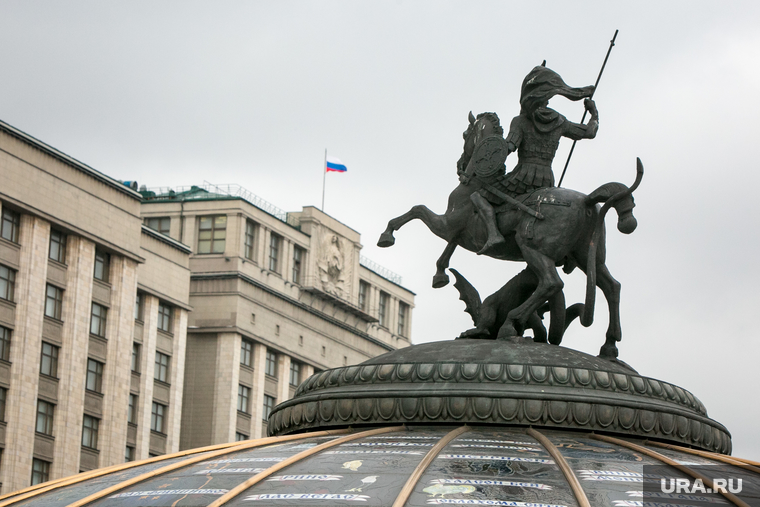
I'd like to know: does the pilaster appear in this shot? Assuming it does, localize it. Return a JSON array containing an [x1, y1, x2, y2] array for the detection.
[[1, 216, 49, 492], [51, 236, 95, 479], [99, 256, 138, 466], [211, 332, 239, 444], [135, 294, 158, 459], [250, 342, 266, 439], [165, 309, 187, 453], [276, 354, 292, 404]]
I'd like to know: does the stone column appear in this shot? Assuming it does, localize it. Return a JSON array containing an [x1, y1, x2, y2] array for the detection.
[[99, 256, 138, 466], [249, 342, 266, 439], [302, 364, 315, 381], [165, 309, 187, 453], [51, 236, 95, 479], [259, 227, 270, 271], [135, 295, 158, 459], [1, 216, 49, 492], [277, 354, 292, 404], [281, 240, 292, 282], [210, 332, 240, 444]]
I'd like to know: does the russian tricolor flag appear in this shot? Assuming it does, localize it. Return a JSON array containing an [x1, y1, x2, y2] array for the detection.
[[326, 156, 347, 173]]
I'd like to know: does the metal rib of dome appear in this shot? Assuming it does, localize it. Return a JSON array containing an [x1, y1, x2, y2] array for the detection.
[[1, 425, 758, 506]]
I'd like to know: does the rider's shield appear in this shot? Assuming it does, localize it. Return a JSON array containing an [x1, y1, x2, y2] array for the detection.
[[471, 135, 508, 178]]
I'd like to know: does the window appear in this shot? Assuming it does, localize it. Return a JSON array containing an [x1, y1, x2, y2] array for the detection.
[[292, 246, 304, 284], [151, 402, 166, 433], [0, 326, 11, 362], [358, 281, 369, 311], [86, 359, 104, 393], [131, 343, 141, 372], [31, 459, 50, 485], [244, 220, 257, 261], [237, 384, 250, 413], [197, 215, 227, 254], [40, 342, 59, 378], [134, 293, 143, 321], [93, 249, 109, 282], [45, 284, 64, 320], [236, 432, 248, 442], [0, 387, 6, 422], [263, 395, 276, 421], [125, 446, 135, 462], [0, 264, 16, 302], [289, 362, 301, 387], [240, 339, 253, 367], [378, 292, 389, 327], [49, 229, 66, 264], [154, 352, 170, 383], [0, 209, 20, 244], [265, 350, 277, 377], [398, 302, 409, 337], [90, 303, 107, 337], [157, 303, 173, 333], [128, 394, 137, 424], [36, 400, 55, 435], [268, 233, 280, 272], [144, 217, 171, 235], [321, 346, 326, 357], [82, 415, 99, 449]]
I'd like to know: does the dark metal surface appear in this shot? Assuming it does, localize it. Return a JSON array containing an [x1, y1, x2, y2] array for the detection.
[[270, 340, 731, 454], [6, 426, 752, 507]]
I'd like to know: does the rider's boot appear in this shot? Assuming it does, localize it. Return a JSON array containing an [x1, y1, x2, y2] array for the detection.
[[470, 193, 506, 255]]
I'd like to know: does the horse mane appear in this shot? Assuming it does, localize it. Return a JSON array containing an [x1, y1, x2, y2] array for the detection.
[[476, 112, 504, 137]]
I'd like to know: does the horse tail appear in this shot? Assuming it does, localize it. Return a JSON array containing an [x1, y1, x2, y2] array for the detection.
[[581, 158, 644, 327]]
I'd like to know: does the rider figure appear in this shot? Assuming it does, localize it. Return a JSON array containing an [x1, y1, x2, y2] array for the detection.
[[469, 63, 600, 255]]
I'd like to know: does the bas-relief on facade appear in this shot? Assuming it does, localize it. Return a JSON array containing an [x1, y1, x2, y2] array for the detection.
[[0, 119, 414, 493]]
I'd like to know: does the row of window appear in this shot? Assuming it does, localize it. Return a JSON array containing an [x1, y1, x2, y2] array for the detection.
[[239, 340, 302, 387], [236, 386, 278, 423], [146, 215, 307, 283], [131, 343, 172, 384], [2, 208, 112, 281], [358, 281, 410, 336], [0, 325, 170, 390]]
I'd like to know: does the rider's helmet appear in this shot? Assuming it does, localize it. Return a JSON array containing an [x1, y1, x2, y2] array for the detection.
[[520, 61, 595, 114]]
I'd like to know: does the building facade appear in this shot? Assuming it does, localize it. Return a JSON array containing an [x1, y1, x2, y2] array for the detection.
[[0, 120, 415, 492], [139, 186, 415, 446], [0, 121, 191, 492]]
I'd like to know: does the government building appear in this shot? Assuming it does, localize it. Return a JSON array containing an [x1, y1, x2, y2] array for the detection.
[[0, 119, 414, 493]]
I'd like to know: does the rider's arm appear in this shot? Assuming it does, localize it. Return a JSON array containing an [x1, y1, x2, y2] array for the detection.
[[563, 98, 599, 140], [505, 115, 523, 153]]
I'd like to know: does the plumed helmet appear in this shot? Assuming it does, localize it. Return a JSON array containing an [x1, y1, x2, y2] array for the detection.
[[520, 62, 594, 113]]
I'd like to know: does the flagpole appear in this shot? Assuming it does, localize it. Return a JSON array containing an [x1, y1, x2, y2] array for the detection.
[[321, 148, 327, 211]]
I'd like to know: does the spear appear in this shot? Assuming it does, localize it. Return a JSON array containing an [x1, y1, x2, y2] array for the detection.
[[557, 29, 619, 188]]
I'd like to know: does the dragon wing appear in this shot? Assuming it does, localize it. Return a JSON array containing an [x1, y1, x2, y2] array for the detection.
[[449, 268, 481, 324]]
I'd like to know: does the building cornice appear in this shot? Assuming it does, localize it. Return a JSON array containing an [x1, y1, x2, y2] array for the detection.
[[0, 119, 143, 200]]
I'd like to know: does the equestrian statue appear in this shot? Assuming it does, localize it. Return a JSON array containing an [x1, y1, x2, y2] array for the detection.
[[377, 63, 642, 359]]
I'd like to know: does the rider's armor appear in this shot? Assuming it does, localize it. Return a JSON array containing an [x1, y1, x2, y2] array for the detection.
[[502, 109, 567, 195]]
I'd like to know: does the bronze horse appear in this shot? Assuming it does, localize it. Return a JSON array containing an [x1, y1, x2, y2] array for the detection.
[[378, 112, 642, 359]]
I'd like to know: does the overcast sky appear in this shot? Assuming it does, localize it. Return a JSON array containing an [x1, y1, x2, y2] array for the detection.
[[2, 1, 759, 457]]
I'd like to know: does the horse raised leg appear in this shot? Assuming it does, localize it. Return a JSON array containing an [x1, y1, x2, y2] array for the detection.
[[378, 204, 457, 248], [433, 241, 457, 288]]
